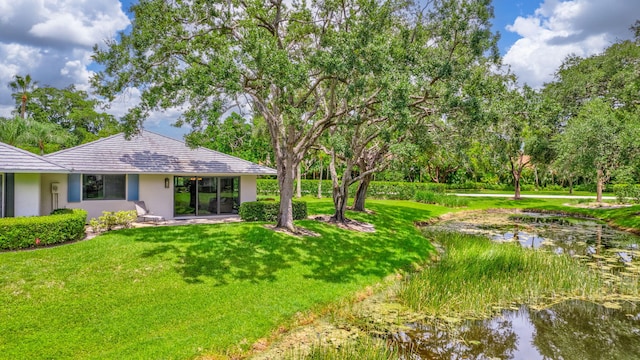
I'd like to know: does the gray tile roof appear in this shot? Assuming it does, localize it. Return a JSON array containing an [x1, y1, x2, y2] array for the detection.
[[45, 131, 277, 175], [0, 142, 69, 173]]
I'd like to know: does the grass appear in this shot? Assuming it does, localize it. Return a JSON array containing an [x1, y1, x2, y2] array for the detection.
[[397, 229, 608, 319], [285, 338, 399, 360], [414, 190, 470, 207], [1, 196, 633, 359], [0, 199, 440, 360]]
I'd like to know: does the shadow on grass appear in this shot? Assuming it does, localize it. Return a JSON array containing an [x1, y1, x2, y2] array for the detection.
[[122, 201, 436, 285], [123, 224, 299, 285]]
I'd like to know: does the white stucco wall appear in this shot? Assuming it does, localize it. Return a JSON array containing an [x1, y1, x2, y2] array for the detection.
[[38, 173, 259, 220], [41, 173, 139, 220], [139, 174, 174, 219], [240, 175, 257, 203], [40, 173, 67, 215], [14, 173, 41, 217]]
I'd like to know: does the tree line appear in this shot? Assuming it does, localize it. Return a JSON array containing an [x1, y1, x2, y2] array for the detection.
[[4, 1, 639, 231], [1, 75, 121, 154]]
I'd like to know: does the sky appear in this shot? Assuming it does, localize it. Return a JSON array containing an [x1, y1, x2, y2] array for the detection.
[[1, 0, 639, 139]]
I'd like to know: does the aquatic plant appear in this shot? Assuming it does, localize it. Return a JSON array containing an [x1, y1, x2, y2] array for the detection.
[[398, 229, 608, 319]]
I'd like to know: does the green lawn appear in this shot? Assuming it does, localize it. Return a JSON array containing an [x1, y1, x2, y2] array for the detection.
[[0, 199, 440, 359], [0, 197, 617, 359]]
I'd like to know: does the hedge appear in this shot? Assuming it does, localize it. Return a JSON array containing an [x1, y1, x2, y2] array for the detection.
[[0, 209, 88, 250], [613, 184, 640, 204], [256, 179, 447, 200], [257, 179, 612, 199], [239, 201, 308, 222]]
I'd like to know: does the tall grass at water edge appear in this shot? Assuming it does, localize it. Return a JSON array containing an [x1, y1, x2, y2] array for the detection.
[[398, 229, 608, 319], [285, 338, 399, 360], [414, 190, 469, 208]]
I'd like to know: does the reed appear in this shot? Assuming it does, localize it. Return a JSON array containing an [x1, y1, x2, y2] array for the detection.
[[286, 338, 399, 360], [398, 229, 606, 319]]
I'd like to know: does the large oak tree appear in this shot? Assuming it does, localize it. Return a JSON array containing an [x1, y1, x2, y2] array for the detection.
[[92, 0, 412, 231]]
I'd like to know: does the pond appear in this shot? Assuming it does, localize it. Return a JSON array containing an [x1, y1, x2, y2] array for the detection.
[[392, 300, 640, 360], [429, 210, 640, 278], [390, 210, 640, 360]]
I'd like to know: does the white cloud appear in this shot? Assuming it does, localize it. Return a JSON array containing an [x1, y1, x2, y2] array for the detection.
[[503, 0, 640, 88], [0, 0, 129, 117]]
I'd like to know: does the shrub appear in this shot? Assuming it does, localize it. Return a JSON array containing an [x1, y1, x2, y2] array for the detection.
[[0, 209, 87, 250], [239, 201, 308, 222], [50, 208, 74, 215], [543, 184, 565, 191], [613, 184, 640, 204], [89, 211, 138, 233]]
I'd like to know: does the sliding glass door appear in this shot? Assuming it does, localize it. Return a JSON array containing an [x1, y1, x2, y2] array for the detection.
[[219, 177, 239, 214], [197, 177, 217, 216], [173, 176, 239, 217]]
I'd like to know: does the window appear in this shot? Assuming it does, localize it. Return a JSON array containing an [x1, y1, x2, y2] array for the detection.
[[83, 174, 126, 200]]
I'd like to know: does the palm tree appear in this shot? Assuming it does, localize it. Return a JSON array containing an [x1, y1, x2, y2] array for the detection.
[[0, 116, 27, 146], [8, 74, 38, 119], [22, 119, 75, 155]]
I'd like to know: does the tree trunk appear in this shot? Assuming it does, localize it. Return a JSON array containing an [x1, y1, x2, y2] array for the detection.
[[511, 158, 522, 200], [513, 172, 521, 200], [568, 177, 573, 194], [596, 168, 604, 203], [353, 174, 372, 212], [317, 163, 323, 199], [21, 94, 26, 119], [332, 183, 348, 223], [276, 155, 297, 232], [534, 166, 539, 190], [328, 147, 350, 224], [296, 165, 302, 198]]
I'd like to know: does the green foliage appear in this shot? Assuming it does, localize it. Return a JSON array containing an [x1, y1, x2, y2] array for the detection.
[[613, 184, 640, 204], [0, 116, 27, 146], [0, 209, 87, 250], [185, 113, 274, 166], [239, 201, 307, 222], [287, 337, 399, 360], [398, 230, 604, 318], [89, 211, 137, 233], [50, 208, 74, 215], [22, 85, 121, 145], [414, 191, 469, 208], [257, 179, 447, 200]]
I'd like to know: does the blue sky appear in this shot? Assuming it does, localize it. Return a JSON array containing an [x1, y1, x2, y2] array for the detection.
[[1, 0, 639, 140]]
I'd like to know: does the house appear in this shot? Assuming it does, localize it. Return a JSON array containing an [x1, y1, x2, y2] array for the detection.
[[0, 142, 70, 217], [1, 131, 276, 220]]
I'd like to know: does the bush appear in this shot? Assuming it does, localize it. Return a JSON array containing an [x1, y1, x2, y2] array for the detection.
[[613, 184, 640, 204], [50, 208, 74, 215], [89, 211, 138, 233], [0, 209, 87, 250], [239, 201, 308, 222]]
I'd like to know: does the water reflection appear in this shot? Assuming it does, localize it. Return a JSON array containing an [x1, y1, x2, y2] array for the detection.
[[430, 212, 640, 277], [393, 211, 640, 359], [392, 301, 640, 360]]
